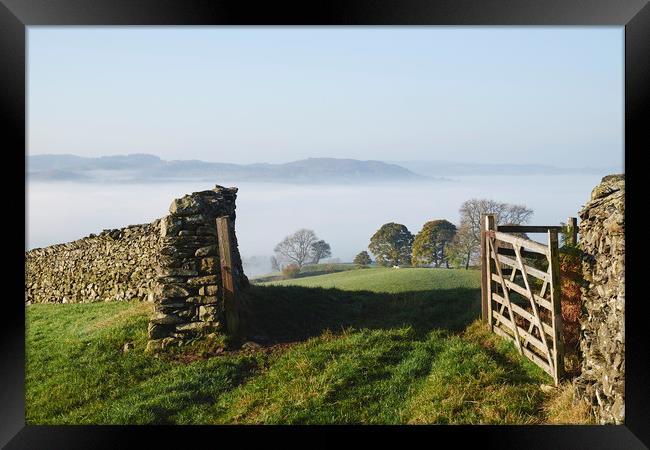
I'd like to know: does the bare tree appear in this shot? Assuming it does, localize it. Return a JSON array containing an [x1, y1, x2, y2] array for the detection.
[[274, 229, 320, 269], [459, 198, 533, 240], [270, 255, 280, 272], [452, 198, 533, 268]]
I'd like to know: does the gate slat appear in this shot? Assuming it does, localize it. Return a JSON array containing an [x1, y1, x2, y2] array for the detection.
[[492, 326, 554, 377], [513, 244, 555, 371], [497, 247, 548, 260], [492, 310, 551, 356], [492, 293, 554, 337], [496, 225, 563, 233], [492, 323, 516, 346], [493, 231, 550, 255], [494, 254, 549, 282], [488, 237, 523, 354], [492, 274, 553, 311], [520, 344, 555, 378], [491, 274, 553, 311]]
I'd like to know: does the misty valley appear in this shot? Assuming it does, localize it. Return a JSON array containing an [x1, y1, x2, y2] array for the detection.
[[27, 173, 606, 276]]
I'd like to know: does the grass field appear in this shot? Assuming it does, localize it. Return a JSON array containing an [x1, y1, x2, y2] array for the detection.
[[260, 267, 481, 293], [251, 262, 358, 283], [26, 267, 591, 424]]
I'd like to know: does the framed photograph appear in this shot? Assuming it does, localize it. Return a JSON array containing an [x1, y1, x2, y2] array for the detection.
[[3, 0, 648, 447]]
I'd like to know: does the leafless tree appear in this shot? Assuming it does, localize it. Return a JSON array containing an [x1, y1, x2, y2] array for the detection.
[[270, 255, 280, 272], [274, 229, 320, 268], [459, 198, 533, 240], [451, 198, 533, 268]]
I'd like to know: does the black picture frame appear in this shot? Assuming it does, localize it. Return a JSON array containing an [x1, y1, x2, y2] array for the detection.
[[3, 0, 648, 448]]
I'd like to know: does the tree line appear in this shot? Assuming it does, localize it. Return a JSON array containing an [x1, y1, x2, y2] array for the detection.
[[361, 198, 533, 269], [269, 198, 533, 272]]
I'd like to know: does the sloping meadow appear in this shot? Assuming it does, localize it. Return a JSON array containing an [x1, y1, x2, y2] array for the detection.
[[26, 268, 589, 424]]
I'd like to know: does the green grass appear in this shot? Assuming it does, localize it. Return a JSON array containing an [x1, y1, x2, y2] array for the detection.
[[251, 262, 359, 283], [26, 268, 574, 424], [26, 301, 262, 424], [207, 323, 549, 424], [261, 267, 480, 293]]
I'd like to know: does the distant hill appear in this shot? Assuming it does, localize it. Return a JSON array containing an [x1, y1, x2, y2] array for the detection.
[[28, 169, 91, 182], [390, 160, 618, 177], [27, 154, 435, 184]]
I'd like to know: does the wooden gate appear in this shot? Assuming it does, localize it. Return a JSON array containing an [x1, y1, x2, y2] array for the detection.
[[480, 215, 576, 385]]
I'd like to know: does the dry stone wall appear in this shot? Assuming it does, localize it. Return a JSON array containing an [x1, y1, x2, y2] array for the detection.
[[574, 174, 625, 424], [25, 221, 161, 304], [25, 184, 249, 351], [148, 186, 248, 351]]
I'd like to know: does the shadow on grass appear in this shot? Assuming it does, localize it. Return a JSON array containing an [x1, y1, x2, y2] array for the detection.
[[239, 284, 481, 345], [475, 337, 546, 385]]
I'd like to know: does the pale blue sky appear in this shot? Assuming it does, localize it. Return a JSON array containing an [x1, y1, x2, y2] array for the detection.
[[28, 27, 623, 169]]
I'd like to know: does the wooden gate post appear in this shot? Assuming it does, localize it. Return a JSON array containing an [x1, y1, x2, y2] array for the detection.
[[216, 216, 240, 337], [481, 214, 496, 326], [480, 216, 487, 322], [566, 217, 578, 247], [548, 229, 565, 384]]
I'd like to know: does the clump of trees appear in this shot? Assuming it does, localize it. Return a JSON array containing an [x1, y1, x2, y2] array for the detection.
[[368, 222, 414, 267], [447, 198, 533, 269], [411, 220, 457, 267], [353, 251, 372, 267], [364, 199, 533, 270], [273, 229, 332, 270]]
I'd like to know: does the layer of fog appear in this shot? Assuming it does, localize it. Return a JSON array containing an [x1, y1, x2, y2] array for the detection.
[[26, 174, 608, 277]]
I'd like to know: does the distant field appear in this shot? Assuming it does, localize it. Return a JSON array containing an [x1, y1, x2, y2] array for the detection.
[[25, 268, 590, 425], [250, 262, 358, 283], [260, 267, 481, 293]]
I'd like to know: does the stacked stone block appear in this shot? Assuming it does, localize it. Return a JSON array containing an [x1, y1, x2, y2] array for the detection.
[[147, 185, 248, 351], [574, 174, 625, 424]]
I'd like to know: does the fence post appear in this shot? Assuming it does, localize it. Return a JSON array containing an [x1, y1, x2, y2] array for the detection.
[[481, 215, 496, 326], [548, 229, 565, 384], [480, 215, 487, 323], [566, 217, 578, 246], [216, 216, 240, 337]]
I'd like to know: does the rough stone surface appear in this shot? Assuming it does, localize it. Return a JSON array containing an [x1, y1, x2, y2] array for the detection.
[[146, 185, 248, 350], [573, 174, 625, 425], [25, 221, 161, 303]]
